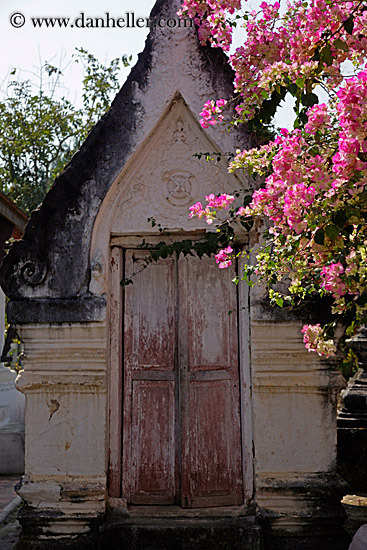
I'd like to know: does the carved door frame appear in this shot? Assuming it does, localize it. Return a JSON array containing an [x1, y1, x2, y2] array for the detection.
[[107, 233, 254, 511]]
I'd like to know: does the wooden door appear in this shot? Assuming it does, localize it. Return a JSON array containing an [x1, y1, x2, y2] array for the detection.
[[121, 249, 243, 507], [123, 250, 178, 504], [179, 254, 243, 507]]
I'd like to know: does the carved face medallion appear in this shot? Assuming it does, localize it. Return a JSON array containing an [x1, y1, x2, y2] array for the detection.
[[163, 170, 195, 206]]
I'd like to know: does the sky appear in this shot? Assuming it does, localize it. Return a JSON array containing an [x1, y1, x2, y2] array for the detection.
[[0, 0, 295, 127], [0, 0, 155, 103]]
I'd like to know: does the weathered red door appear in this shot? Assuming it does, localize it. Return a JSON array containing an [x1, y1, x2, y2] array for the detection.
[[121, 249, 243, 507]]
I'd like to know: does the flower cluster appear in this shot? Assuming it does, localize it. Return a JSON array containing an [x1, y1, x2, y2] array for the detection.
[[237, 129, 325, 234], [215, 245, 234, 268], [182, 1, 367, 357], [304, 104, 331, 135], [301, 324, 337, 356], [189, 193, 235, 224], [333, 70, 367, 180], [200, 99, 227, 128], [320, 262, 346, 298], [180, 1, 367, 124], [179, 1, 241, 50]]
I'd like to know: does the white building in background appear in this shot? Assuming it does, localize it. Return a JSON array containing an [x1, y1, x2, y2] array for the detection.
[[0, 190, 27, 474]]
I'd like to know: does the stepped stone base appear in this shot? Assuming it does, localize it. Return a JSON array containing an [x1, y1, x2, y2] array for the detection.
[[14, 510, 354, 550], [98, 517, 263, 550], [261, 526, 350, 550], [14, 506, 102, 550]]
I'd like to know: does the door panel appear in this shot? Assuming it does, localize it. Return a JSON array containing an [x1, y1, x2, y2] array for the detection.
[[121, 249, 243, 508], [130, 380, 176, 504], [186, 380, 241, 507], [179, 254, 243, 507], [122, 250, 177, 504], [182, 254, 237, 372], [125, 250, 176, 372]]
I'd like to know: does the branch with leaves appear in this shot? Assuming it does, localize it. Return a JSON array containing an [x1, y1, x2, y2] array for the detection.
[[180, 0, 367, 361], [0, 48, 131, 214]]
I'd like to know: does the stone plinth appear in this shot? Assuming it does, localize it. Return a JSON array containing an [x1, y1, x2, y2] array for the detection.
[[338, 327, 367, 492]]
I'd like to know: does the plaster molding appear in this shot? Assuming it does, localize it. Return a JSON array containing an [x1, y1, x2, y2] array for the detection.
[[90, 95, 248, 297], [17, 476, 106, 511], [16, 322, 106, 368], [16, 373, 106, 394]]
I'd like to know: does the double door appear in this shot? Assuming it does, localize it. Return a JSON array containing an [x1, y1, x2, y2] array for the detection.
[[112, 248, 244, 508]]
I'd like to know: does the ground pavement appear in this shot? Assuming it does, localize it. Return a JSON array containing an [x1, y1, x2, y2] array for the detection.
[[0, 477, 19, 514]]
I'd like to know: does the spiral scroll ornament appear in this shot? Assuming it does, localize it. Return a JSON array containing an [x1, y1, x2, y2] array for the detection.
[[20, 258, 47, 286]]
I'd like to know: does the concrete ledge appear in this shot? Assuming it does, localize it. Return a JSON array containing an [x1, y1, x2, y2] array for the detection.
[[7, 296, 106, 324]]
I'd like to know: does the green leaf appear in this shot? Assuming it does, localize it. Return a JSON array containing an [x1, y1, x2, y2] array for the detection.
[[333, 211, 348, 228], [240, 220, 254, 231], [301, 93, 319, 107], [150, 250, 161, 261], [312, 47, 321, 62], [325, 224, 339, 240], [344, 225, 354, 235], [173, 242, 183, 255], [121, 278, 133, 287], [357, 294, 367, 306], [320, 45, 333, 66], [343, 15, 354, 35], [288, 83, 298, 95], [314, 228, 325, 245], [182, 240, 193, 256], [206, 232, 218, 248], [241, 273, 255, 287], [295, 78, 305, 89], [276, 296, 284, 308], [193, 242, 205, 258], [333, 38, 349, 52]]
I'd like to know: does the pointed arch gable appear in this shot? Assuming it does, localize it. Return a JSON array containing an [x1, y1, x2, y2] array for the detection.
[[89, 92, 247, 296]]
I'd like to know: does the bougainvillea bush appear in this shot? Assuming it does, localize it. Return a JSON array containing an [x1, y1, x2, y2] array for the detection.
[[180, 0, 367, 358]]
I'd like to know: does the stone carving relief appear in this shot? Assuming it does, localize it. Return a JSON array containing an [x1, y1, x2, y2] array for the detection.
[[174, 119, 186, 143], [6, 241, 49, 294], [163, 170, 195, 206], [90, 252, 105, 296], [20, 259, 47, 287], [90, 97, 247, 296], [108, 98, 245, 235]]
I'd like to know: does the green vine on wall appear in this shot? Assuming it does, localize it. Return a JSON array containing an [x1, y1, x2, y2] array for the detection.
[[120, 216, 247, 287]]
